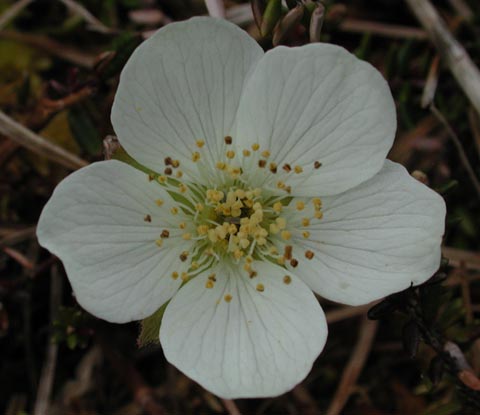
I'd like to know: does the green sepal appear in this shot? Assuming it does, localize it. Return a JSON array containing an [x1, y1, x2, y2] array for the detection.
[[137, 302, 169, 348]]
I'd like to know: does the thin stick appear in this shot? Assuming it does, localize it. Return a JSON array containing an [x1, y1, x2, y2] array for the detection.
[[0, 0, 33, 30], [447, 0, 474, 21], [0, 110, 88, 170], [405, 0, 480, 116], [326, 303, 375, 324], [430, 104, 480, 199], [326, 318, 378, 415], [205, 0, 225, 18], [339, 19, 427, 40], [0, 226, 36, 246], [59, 0, 115, 34], [467, 108, 480, 159], [222, 399, 242, 415], [0, 30, 96, 68], [33, 264, 62, 415]]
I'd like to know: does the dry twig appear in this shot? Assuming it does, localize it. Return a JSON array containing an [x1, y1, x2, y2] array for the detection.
[[405, 0, 480, 116], [33, 264, 62, 415], [0, 30, 96, 68], [0, 110, 88, 170], [443, 247, 480, 271], [0, 0, 33, 30], [59, 0, 115, 34], [205, 0, 225, 18], [429, 104, 480, 199], [326, 318, 378, 415], [222, 399, 242, 415]]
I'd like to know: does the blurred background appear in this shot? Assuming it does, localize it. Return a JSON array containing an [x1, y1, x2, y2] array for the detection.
[[1, 0, 480, 414]]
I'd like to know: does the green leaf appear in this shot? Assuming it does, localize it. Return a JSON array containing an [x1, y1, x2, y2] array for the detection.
[[68, 106, 101, 156], [98, 32, 142, 80], [137, 302, 169, 348]]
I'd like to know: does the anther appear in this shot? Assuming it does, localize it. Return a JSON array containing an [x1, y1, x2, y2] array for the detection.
[[251, 143, 260, 151], [182, 233, 192, 240], [305, 250, 315, 259], [269, 163, 277, 173], [180, 252, 188, 262], [314, 161, 322, 169], [144, 214, 152, 222], [224, 294, 233, 303], [226, 150, 235, 159], [208, 273, 216, 281], [284, 245, 293, 260], [301, 218, 310, 227], [243, 149, 251, 157], [224, 136, 233, 145], [155, 239, 163, 247], [171, 271, 179, 280], [161, 229, 170, 238], [196, 140, 205, 148], [290, 258, 299, 267], [283, 275, 292, 285], [302, 231, 310, 238], [205, 280, 214, 289], [261, 150, 270, 158], [282, 163, 292, 172], [164, 157, 172, 166], [176, 171, 183, 178], [256, 284, 265, 292], [170, 207, 179, 215], [171, 160, 180, 168], [258, 160, 266, 168], [192, 152, 201, 162], [294, 165, 303, 174], [314, 211, 323, 219], [249, 270, 258, 279], [164, 167, 172, 175], [148, 173, 155, 182], [296, 201, 305, 211], [155, 199, 164, 207]]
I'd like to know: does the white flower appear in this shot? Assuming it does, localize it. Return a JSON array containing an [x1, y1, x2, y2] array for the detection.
[[37, 17, 446, 398]]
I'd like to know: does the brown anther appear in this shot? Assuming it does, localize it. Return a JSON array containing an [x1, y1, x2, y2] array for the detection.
[[269, 163, 277, 173], [180, 252, 188, 262], [208, 273, 217, 282], [314, 161, 322, 169], [256, 284, 265, 292], [224, 136, 233, 145], [148, 173, 155, 182], [305, 250, 315, 260], [161, 229, 170, 238], [249, 270, 258, 279], [172, 160, 180, 168], [290, 258, 299, 268], [164, 167, 173, 175], [282, 163, 292, 172], [284, 245, 293, 260], [164, 157, 173, 166], [143, 214, 152, 222], [258, 160, 266, 168]]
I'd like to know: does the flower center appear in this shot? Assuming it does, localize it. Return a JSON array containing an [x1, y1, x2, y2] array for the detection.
[[146, 136, 324, 292]]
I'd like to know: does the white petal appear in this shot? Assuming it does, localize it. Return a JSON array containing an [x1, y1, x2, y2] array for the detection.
[[291, 160, 446, 305], [233, 43, 396, 196], [111, 17, 263, 176], [37, 160, 193, 323], [160, 262, 327, 398]]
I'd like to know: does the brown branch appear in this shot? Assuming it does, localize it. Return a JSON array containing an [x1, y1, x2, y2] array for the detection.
[[405, 0, 480, 116], [59, 0, 116, 34], [326, 318, 378, 415], [443, 247, 480, 271], [0, 110, 88, 170]]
